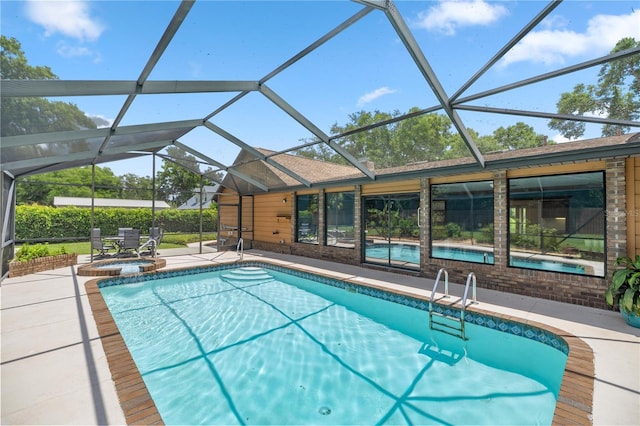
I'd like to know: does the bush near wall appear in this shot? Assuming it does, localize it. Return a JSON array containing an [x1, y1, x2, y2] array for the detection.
[[15, 205, 217, 240]]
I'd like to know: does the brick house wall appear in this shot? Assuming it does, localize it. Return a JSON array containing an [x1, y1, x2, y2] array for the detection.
[[273, 160, 629, 310]]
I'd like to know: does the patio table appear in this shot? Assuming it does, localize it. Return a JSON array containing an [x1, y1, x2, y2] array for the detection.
[[103, 234, 148, 255]]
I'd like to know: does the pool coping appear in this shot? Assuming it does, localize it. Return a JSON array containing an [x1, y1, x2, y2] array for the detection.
[[85, 259, 594, 425], [78, 257, 167, 277]]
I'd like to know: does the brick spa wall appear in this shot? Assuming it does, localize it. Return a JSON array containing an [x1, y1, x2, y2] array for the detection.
[[9, 253, 78, 278]]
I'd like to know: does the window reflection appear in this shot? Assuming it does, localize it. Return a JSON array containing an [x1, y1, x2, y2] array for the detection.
[[430, 181, 494, 264], [325, 192, 355, 248], [363, 194, 420, 269], [508, 172, 605, 276], [296, 194, 319, 244]]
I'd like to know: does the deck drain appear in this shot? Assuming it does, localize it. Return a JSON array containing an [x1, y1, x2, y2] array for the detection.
[[318, 406, 331, 416]]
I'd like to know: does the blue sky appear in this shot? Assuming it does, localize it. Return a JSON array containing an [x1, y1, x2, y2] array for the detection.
[[2, 0, 639, 177]]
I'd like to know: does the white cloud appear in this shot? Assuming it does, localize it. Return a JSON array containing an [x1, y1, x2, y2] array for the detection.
[[551, 133, 574, 144], [502, 10, 640, 67], [56, 41, 91, 58], [357, 87, 397, 107], [25, 0, 104, 42], [415, 0, 508, 36], [87, 114, 113, 128]]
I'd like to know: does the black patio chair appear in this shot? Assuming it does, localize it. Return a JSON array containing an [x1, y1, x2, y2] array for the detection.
[[118, 229, 140, 257], [90, 228, 115, 257]]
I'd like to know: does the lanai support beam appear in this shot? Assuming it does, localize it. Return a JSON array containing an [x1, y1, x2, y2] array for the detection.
[[174, 141, 269, 191], [450, 0, 563, 102], [259, 85, 376, 180], [455, 47, 640, 105], [0, 80, 260, 98], [95, 0, 195, 161], [358, 0, 485, 167], [203, 121, 312, 187], [457, 105, 640, 129], [3, 140, 173, 172]]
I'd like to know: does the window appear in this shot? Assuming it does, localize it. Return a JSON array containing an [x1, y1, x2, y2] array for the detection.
[[325, 191, 355, 248], [363, 193, 420, 269], [296, 194, 319, 244], [430, 181, 494, 264], [508, 172, 605, 276]]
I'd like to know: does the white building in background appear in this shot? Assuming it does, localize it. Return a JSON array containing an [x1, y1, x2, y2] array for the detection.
[[177, 185, 220, 210], [53, 197, 171, 209]]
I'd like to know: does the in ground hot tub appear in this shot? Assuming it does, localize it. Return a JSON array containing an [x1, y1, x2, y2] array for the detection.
[[77, 258, 166, 276]]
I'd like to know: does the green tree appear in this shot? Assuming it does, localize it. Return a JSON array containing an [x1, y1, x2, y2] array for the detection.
[[1, 36, 96, 137], [16, 166, 122, 205], [157, 146, 210, 207], [119, 173, 154, 200], [333, 110, 397, 167], [296, 109, 550, 166], [394, 109, 454, 163], [549, 37, 640, 138], [302, 109, 463, 168], [492, 122, 549, 150]]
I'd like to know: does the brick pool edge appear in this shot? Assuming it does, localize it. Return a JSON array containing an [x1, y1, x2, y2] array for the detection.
[[85, 260, 594, 425]]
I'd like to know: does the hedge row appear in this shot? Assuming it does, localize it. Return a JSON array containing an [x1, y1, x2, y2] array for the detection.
[[16, 205, 217, 240]]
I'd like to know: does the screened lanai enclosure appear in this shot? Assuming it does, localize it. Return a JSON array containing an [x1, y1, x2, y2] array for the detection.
[[1, 0, 639, 283]]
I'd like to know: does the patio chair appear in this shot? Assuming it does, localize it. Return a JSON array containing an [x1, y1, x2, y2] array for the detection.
[[299, 222, 311, 241], [91, 228, 115, 257], [118, 229, 140, 257], [118, 227, 133, 237]]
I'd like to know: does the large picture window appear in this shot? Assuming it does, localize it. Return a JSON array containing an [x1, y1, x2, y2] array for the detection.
[[430, 181, 494, 264], [363, 193, 420, 269], [508, 172, 605, 276], [325, 191, 355, 248], [296, 194, 319, 244]]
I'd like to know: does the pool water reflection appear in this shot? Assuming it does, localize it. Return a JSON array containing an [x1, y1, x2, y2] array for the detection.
[[365, 243, 587, 275]]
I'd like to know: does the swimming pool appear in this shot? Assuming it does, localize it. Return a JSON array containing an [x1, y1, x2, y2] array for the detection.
[[97, 262, 568, 425]]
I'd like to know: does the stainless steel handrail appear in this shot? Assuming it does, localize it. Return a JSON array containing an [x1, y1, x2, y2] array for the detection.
[[236, 238, 244, 260]]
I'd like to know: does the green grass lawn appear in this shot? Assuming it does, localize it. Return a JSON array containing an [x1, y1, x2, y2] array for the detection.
[[18, 232, 217, 256]]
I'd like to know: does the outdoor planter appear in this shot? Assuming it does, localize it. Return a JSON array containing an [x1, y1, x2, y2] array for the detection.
[[605, 256, 640, 329], [620, 307, 640, 328], [9, 253, 78, 278]]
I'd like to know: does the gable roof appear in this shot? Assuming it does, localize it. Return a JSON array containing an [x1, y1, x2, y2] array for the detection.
[[221, 132, 640, 194]]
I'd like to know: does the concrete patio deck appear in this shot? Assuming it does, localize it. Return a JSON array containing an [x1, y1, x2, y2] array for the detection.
[[2, 246, 639, 425]]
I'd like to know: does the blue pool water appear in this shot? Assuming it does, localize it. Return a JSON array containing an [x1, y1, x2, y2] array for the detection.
[[366, 243, 586, 274], [510, 257, 586, 274], [99, 265, 567, 425], [366, 244, 493, 265], [95, 260, 152, 274]]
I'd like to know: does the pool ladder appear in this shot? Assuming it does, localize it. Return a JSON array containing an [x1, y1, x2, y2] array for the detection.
[[236, 238, 244, 260], [428, 269, 477, 340]]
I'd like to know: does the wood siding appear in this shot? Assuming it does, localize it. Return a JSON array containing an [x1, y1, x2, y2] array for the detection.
[[430, 172, 494, 184], [361, 179, 420, 195], [506, 161, 605, 178], [254, 193, 293, 244]]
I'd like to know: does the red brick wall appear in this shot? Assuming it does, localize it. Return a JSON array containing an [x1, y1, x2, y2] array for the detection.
[[9, 253, 78, 278]]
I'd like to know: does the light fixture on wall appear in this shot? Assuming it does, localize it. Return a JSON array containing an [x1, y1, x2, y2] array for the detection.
[[282, 197, 287, 204]]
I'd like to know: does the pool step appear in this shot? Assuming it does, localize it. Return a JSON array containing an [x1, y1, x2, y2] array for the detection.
[[221, 267, 274, 285]]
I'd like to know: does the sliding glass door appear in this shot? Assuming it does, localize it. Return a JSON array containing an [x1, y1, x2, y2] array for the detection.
[[363, 193, 420, 269]]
